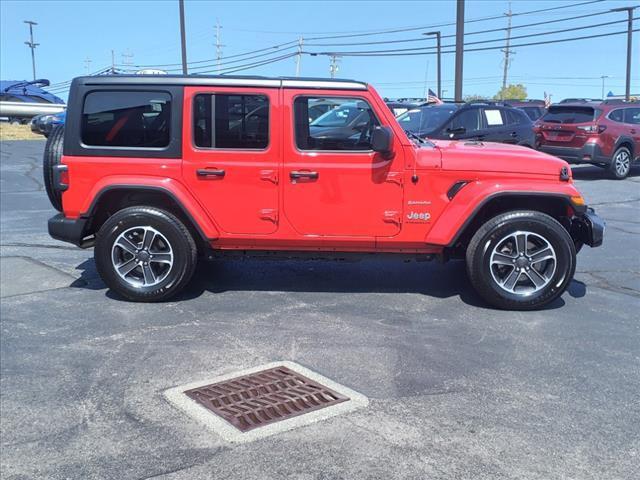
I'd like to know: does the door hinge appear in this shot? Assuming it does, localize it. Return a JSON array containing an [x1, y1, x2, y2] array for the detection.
[[383, 210, 401, 225], [260, 169, 279, 184], [259, 208, 278, 223], [385, 172, 403, 186]]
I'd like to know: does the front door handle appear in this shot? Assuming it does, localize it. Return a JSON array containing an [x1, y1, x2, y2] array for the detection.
[[290, 171, 319, 180], [197, 168, 225, 178]]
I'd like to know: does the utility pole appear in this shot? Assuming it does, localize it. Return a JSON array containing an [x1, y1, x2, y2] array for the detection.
[[295, 36, 304, 77], [121, 49, 134, 66], [23, 20, 39, 81], [611, 6, 636, 101], [454, 0, 465, 102], [600, 75, 609, 100], [178, 0, 188, 74], [329, 55, 341, 78], [111, 50, 116, 74], [84, 57, 92, 75], [423, 31, 441, 98], [501, 2, 513, 98], [215, 19, 225, 74]]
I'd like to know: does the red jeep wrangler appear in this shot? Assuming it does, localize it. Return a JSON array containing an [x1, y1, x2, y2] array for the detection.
[[44, 75, 604, 309]]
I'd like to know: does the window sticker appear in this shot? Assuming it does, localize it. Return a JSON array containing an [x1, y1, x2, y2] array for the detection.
[[484, 109, 504, 126]]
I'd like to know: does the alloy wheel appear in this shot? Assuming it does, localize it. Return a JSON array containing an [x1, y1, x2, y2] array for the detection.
[[489, 231, 557, 296], [111, 226, 174, 288]]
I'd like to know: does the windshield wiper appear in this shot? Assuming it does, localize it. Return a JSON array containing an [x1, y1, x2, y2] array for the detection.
[[404, 129, 426, 144]]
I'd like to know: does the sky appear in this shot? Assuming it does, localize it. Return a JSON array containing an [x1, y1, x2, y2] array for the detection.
[[1, 0, 638, 102]]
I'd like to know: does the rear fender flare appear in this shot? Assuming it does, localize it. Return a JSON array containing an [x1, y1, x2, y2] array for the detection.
[[82, 176, 220, 240]]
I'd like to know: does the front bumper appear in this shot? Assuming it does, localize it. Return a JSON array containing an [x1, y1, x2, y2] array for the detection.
[[48, 214, 94, 248], [571, 208, 605, 248]]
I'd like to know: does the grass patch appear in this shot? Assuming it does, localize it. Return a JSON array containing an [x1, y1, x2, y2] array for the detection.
[[0, 123, 44, 141]]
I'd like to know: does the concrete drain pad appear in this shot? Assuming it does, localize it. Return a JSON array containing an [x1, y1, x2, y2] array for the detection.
[[0, 257, 76, 298], [165, 361, 368, 443]]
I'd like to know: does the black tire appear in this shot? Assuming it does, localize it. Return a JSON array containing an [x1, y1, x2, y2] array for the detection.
[[609, 146, 632, 179], [43, 125, 64, 211], [466, 210, 576, 310], [95, 206, 197, 302]]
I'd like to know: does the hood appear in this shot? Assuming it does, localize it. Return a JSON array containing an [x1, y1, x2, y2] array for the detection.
[[428, 140, 569, 176]]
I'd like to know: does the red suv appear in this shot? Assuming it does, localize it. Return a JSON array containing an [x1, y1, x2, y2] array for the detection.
[[44, 75, 604, 310], [534, 100, 640, 179]]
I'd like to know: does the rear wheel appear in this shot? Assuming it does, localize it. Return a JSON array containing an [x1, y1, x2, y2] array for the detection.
[[95, 206, 197, 302], [466, 210, 576, 310], [609, 146, 632, 179]]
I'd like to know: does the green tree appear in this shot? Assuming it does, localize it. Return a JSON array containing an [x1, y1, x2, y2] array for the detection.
[[494, 84, 527, 100]]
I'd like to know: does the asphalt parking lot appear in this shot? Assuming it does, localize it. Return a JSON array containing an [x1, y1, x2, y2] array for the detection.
[[1, 140, 639, 480]]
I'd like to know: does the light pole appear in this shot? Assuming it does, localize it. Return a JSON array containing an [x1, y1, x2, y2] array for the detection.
[[611, 6, 637, 101], [600, 75, 609, 100], [178, 0, 188, 74], [24, 20, 39, 81], [454, 0, 465, 102], [423, 31, 441, 98]]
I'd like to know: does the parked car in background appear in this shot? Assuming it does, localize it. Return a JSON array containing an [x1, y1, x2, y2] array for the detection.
[[503, 99, 546, 121], [534, 100, 640, 179], [30, 110, 66, 137], [396, 102, 535, 147], [385, 99, 427, 117], [0, 79, 65, 124]]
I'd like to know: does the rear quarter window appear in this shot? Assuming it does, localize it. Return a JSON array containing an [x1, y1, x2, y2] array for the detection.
[[82, 91, 171, 148]]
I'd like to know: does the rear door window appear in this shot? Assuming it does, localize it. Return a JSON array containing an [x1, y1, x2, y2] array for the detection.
[[483, 109, 506, 128], [193, 93, 269, 149], [82, 91, 171, 148], [624, 108, 640, 125], [542, 106, 596, 124]]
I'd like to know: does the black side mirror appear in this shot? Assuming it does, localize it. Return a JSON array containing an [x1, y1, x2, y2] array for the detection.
[[447, 126, 466, 138], [371, 125, 393, 157]]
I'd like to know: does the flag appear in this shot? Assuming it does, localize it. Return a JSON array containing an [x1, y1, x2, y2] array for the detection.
[[428, 88, 443, 105], [544, 91, 551, 109]]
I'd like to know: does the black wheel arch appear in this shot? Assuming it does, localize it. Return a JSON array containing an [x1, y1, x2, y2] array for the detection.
[[446, 192, 579, 256], [85, 185, 210, 253]]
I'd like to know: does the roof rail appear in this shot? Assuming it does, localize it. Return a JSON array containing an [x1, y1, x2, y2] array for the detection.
[[601, 98, 640, 105]]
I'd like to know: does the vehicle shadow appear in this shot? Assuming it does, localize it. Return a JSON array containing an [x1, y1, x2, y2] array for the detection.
[[72, 256, 582, 311], [571, 164, 640, 181]]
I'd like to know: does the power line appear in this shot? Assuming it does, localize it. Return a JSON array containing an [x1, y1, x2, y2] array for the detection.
[[304, 8, 617, 47], [302, 0, 604, 41], [313, 18, 636, 56]]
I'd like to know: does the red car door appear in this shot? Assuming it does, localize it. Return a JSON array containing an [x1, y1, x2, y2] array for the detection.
[[182, 86, 280, 235], [281, 91, 403, 238]]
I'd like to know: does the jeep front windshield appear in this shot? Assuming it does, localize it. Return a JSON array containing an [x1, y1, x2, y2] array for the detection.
[[396, 105, 458, 137]]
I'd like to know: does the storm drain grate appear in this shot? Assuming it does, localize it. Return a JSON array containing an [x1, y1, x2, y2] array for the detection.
[[184, 366, 349, 432]]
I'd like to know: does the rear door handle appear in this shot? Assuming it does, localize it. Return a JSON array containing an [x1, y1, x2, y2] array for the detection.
[[510, 131, 518, 137], [290, 171, 319, 180], [197, 168, 225, 178]]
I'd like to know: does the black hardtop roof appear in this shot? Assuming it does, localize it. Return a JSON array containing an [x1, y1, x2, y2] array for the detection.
[[72, 74, 368, 90]]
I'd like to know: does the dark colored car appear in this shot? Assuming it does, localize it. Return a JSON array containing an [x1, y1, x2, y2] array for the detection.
[[385, 100, 426, 117], [396, 103, 535, 147], [503, 100, 546, 121], [534, 100, 640, 179], [30, 110, 66, 137]]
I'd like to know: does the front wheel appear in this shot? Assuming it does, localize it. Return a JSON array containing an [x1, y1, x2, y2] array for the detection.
[[95, 206, 197, 302], [466, 210, 576, 310]]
